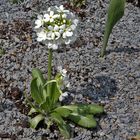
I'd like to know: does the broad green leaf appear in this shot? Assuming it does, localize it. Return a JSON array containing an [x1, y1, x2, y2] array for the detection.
[[100, 0, 125, 57], [30, 114, 44, 129], [68, 113, 97, 128], [31, 78, 44, 104], [60, 104, 104, 115], [28, 107, 37, 115], [53, 107, 72, 118], [32, 68, 48, 100], [51, 112, 70, 138]]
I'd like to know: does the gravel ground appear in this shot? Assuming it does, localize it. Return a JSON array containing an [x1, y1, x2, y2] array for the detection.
[[0, 0, 140, 140]]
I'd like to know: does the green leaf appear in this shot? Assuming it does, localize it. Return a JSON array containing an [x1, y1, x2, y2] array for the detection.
[[39, 96, 50, 111], [32, 68, 45, 85], [31, 78, 44, 104], [51, 112, 70, 138], [60, 104, 104, 115], [53, 107, 72, 118], [58, 123, 70, 139], [30, 114, 44, 129], [87, 104, 104, 114], [44, 80, 62, 108], [32, 68, 48, 100], [100, 0, 125, 57], [68, 113, 97, 128]]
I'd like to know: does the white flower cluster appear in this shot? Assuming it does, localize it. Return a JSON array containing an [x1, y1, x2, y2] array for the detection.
[[35, 5, 78, 50]]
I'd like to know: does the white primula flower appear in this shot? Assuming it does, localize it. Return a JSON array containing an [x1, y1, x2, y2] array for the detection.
[[59, 92, 68, 102], [44, 11, 58, 22], [35, 15, 43, 29], [47, 26, 61, 40], [37, 31, 47, 42]]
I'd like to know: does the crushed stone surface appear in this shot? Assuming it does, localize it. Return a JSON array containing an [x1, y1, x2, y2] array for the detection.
[[0, 0, 140, 139]]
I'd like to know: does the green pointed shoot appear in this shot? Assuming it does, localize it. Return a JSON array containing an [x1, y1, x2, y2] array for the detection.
[[100, 0, 125, 57]]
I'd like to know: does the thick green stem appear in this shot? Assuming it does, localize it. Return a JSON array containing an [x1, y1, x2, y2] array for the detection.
[[47, 49, 53, 94]]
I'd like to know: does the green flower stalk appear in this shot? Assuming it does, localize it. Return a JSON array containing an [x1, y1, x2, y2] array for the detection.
[[47, 49, 53, 95]]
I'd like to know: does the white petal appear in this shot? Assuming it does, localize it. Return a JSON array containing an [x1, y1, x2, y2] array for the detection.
[[62, 14, 67, 18], [53, 14, 59, 18], [35, 19, 42, 28], [62, 32, 66, 38], [62, 68, 67, 74], [65, 39, 71, 44], [44, 14, 50, 22], [50, 18, 54, 22], [60, 24, 65, 29], [65, 31, 73, 37], [66, 82, 70, 88], [37, 15, 43, 20], [48, 43, 58, 50], [55, 32, 60, 36], [63, 92, 68, 97], [47, 7, 51, 11], [37, 37, 43, 42], [59, 5, 64, 11], [51, 32, 55, 39], [54, 25, 59, 31], [55, 32, 60, 39], [48, 25, 53, 31], [59, 29, 63, 34], [73, 19, 79, 25], [70, 24, 76, 30], [50, 11, 54, 16], [52, 44, 58, 50], [37, 31, 47, 41]]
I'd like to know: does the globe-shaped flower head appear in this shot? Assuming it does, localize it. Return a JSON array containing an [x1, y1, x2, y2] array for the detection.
[[35, 5, 79, 50]]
